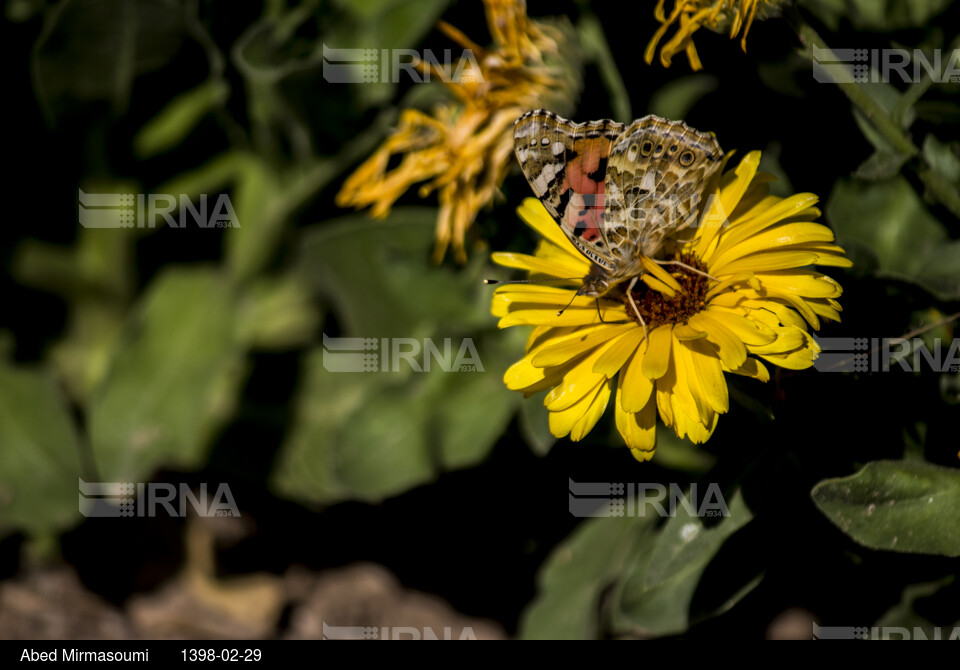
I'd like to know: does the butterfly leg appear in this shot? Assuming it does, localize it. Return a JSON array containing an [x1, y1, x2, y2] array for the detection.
[[625, 276, 649, 341], [595, 298, 608, 324], [654, 259, 718, 282]]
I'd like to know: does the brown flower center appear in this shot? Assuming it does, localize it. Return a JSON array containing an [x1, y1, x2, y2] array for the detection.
[[619, 254, 709, 329]]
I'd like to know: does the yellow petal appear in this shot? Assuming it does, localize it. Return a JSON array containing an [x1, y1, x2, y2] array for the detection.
[[715, 250, 821, 275], [684, 339, 729, 414], [747, 325, 807, 355], [615, 369, 658, 461], [570, 379, 612, 441], [517, 198, 578, 255], [696, 151, 761, 261], [544, 338, 621, 410], [533, 323, 635, 368], [641, 273, 678, 298], [712, 193, 820, 259], [687, 312, 748, 369], [655, 359, 676, 429], [640, 256, 684, 293], [619, 340, 654, 412], [548, 377, 606, 439], [674, 324, 709, 340], [672, 338, 710, 426], [498, 303, 629, 328], [703, 307, 777, 345], [642, 325, 674, 379], [709, 222, 835, 273], [593, 326, 646, 377], [754, 270, 844, 298], [491, 251, 588, 280], [757, 330, 818, 370], [724, 356, 770, 382]]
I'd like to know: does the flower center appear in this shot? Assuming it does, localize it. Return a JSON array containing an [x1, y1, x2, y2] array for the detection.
[[620, 254, 709, 328]]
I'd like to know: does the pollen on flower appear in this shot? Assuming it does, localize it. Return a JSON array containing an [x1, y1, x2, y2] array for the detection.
[[620, 254, 708, 328]]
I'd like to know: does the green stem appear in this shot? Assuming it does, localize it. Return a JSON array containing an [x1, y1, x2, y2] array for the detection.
[[795, 21, 917, 157], [794, 19, 960, 220]]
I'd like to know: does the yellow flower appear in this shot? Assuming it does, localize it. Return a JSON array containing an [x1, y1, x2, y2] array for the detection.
[[645, 0, 787, 70], [491, 151, 852, 461], [336, 0, 580, 263]]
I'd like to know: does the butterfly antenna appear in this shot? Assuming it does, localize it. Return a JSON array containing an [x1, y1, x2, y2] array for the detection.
[[556, 290, 580, 317], [484, 277, 580, 286]]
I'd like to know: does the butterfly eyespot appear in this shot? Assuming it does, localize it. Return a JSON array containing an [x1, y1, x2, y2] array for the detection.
[[679, 150, 696, 166], [669, 144, 678, 153], [654, 144, 664, 155], [640, 141, 654, 157]]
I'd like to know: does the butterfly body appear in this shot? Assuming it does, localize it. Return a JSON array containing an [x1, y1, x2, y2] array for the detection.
[[514, 109, 723, 298]]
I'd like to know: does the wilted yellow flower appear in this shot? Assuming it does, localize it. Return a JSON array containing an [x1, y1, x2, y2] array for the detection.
[[645, 0, 787, 70], [491, 151, 852, 460], [336, 0, 581, 263]]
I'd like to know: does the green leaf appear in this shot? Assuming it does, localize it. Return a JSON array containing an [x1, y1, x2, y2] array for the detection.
[[922, 135, 960, 185], [611, 490, 754, 637], [518, 390, 556, 457], [224, 155, 283, 283], [852, 83, 914, 154], [853, 150, 910, 180], [875, 578, 958, 635], [651, 426, 716, 475], [297, 209, 491, 337], [33, 0, 186, 119], [648, 75, 718, 122], [577, 12, 630, 122], [811, 460, 960, 557], [236, 275, 321, 350], [0, 362, 83, 541], [757, 142, 794, 198], [156, 152, 242, 202], [271, 329, 523, 505], [134, 80, 229, 158], [519, 514, 659, 640], [224, 118, 389, 284], [272, 212, 522, 504], [88, 268, 246, 481], [827, 176, 960, 300]]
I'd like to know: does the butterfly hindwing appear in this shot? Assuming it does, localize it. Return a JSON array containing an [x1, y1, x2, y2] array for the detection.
[[604, 116, 724, 266], [514, 110, 624, 270]]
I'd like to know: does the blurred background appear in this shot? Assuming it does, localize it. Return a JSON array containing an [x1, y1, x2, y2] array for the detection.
[[1, 0, 958, 640]]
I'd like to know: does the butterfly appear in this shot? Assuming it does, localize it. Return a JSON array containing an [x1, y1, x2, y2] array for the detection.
[[511, 109, 724, 331]]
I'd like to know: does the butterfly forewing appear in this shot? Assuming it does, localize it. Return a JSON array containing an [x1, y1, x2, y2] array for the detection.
[[514, 110, 624, 271]]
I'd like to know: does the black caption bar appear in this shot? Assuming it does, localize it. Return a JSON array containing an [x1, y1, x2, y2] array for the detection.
[[5, 638, 484, 664]]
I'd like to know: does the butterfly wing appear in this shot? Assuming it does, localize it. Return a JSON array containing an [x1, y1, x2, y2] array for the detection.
[[604, 116, 723, 265], [514, 110, 625, 271]]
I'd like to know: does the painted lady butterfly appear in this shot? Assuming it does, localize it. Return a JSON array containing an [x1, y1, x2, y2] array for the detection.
[[512, 109, 724, 329]]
